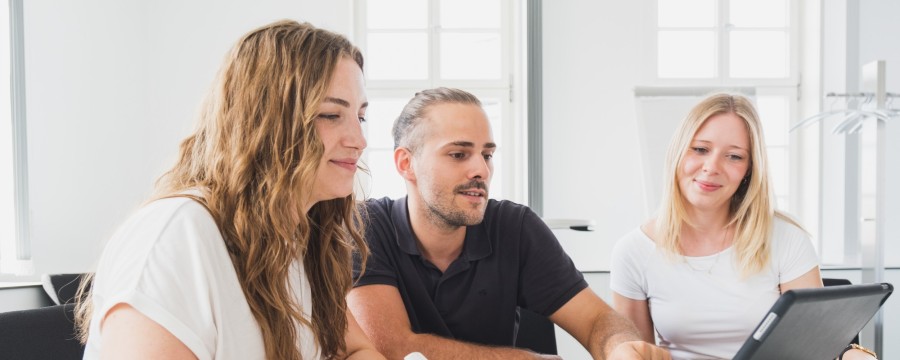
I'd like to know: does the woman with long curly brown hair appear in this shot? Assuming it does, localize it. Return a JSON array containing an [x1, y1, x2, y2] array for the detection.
[[75, 20, 384, 360]]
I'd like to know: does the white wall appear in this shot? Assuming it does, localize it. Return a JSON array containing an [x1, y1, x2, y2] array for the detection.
[[542, 0, 646, 272], [858, 1, 900, 88], [8, 0, 351, 280]]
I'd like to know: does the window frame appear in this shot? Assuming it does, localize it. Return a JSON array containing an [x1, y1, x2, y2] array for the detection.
[[753, 86, 801, 213], [640, 0, 800, 88], [353, 0, 526, 203], [1, 0, 31, 275], [355, 0, 512, 90]]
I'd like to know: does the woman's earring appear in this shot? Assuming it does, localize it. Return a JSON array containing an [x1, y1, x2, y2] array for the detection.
[[742, 177, 749, 184]]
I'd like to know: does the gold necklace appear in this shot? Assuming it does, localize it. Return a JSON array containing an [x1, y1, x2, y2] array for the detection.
[[682, 227, 729, 274]]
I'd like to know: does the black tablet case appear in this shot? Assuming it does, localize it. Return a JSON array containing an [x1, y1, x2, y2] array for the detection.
[[733, 282, 893, 360]]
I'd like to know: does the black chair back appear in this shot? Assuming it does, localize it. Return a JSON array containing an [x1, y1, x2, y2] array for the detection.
[[823, 277, 852, 287], [514, 306, 557, 355], [0, 303, 85, 360], [41, 273, 89, 305]]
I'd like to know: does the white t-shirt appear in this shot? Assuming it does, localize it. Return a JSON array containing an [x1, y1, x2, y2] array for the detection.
[[84, 196, 321, 360], [609, 217, 819, 360]]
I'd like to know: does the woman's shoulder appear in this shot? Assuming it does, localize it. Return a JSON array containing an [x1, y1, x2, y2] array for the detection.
[[768, 212, 815, 255], [93, 196, 229, 298], [640, 219, 657, 240], [106, 196, 222, 256], [610, 222, 658, 275], [771, 212, 810, 240], [133, 196, 216, 228], [614, 221, 656, 251]]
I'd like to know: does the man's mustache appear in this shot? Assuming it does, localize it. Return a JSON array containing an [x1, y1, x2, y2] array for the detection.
[[454, 180, 487, 192]]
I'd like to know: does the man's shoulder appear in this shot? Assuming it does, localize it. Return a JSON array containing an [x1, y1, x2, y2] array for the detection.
[[365, 196, 391, 209], [364, 196, 401, 218], [486, 198, 530, 212], [485, 198, 535, 224], [361, 197, 406, 246]]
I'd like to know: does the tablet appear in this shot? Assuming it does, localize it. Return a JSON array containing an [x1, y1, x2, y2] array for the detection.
[[733, 282, 893, 360]]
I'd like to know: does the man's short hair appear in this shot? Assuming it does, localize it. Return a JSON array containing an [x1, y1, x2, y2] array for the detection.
[[392, 87, 482, 152]]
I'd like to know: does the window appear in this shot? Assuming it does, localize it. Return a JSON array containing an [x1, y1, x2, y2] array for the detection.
[[652, 0, 794, 83], [354, 0, 524, 202], [645, 0, 799, 213], [1, 0, 30, 275]]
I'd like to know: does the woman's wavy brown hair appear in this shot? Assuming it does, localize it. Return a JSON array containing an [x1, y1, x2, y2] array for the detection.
[[75, 20, 368, 359]]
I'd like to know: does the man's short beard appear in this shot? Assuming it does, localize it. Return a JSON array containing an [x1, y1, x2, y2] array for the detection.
[[424, 199, 484, 229]]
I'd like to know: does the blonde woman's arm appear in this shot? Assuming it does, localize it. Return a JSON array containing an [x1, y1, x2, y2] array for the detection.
[[778, 267, 822, 293], [99, 303, 198, 360]]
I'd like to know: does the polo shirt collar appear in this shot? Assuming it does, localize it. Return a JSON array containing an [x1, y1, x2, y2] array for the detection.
[[392, 197, 492, 261]]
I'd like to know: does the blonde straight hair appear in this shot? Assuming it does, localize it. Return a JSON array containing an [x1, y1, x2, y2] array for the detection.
[[75, 20, 367, 359], [655, 93, 802, 277]]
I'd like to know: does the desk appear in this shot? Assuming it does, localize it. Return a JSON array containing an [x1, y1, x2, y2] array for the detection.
[[0, 282, 54, 312]]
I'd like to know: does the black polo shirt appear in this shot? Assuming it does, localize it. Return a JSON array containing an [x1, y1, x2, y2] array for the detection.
[[353, 197, 588, 347]]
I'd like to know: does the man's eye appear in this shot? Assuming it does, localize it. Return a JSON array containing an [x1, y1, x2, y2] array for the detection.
[[450, 153, 466, 159], [483, 154, 493, 160]]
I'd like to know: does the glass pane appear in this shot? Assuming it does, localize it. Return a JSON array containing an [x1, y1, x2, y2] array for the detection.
[[440, 32, 502, 80], [481, 97, 502, 145], [364, 149, 408, 200], [729, 30, 788, 78], [658, 0, 716, 28], [364, 97, 411, 149], [729, 0, 788, 28], [440, 0, 500, 29], [768, 146, 788, 197], [481, 98, 503, 199], [756, 96, 788, 146], [657, 31, 716, 78], [367, 33, 429, 80], [366, 0, 427, 29]]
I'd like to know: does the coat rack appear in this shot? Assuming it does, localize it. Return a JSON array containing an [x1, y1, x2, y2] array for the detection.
[[791, 60, 898, 355]]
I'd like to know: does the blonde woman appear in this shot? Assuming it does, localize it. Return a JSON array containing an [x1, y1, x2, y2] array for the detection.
[[75, 20, 384, 360], [611, 93, 875, 360]]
